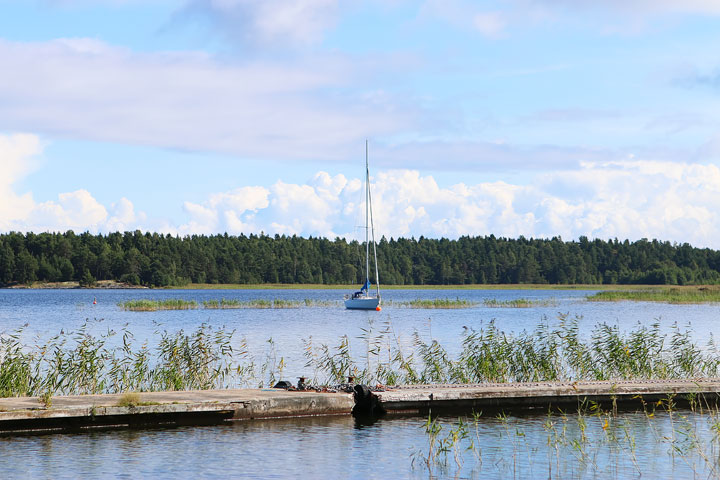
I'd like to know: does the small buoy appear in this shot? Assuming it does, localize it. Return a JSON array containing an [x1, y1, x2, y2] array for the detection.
[[375, 306, 381, 311], [93, 297, 97, 305]]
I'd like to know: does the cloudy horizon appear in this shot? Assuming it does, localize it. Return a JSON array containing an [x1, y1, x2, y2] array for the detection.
[[2, 1, 720, 246]]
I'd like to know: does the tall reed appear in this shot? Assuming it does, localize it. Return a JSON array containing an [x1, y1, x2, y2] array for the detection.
[[302, 315, 720, 386], [3, 315, 720, 398]]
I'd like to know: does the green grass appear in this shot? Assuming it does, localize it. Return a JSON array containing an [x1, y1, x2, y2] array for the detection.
[[395, 298, 478, 309], [196, 298, 340, 309], [587, 286, 720, 304], [119, 299, 198, 311], [115, 392, 160, 407], [116, 392, 141, 407], [1, 315, 719, 397], [202, 298, 243, 309], [483, 298, 558, 308]]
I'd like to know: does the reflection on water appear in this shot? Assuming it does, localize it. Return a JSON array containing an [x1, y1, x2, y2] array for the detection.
[[1, 288, 719, 381], [1, 288, 720, 478], [1, 410, 719, 479]]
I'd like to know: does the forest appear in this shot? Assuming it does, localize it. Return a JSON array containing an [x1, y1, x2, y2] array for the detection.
[[1, 230, 720, 287]]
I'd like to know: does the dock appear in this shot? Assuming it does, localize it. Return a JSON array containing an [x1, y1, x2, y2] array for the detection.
[[2, 379, 720, 434], [362, 379, 720, 415], [0, 389, 354, 433]]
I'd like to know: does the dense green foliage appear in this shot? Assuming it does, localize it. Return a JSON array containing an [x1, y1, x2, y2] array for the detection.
[[1, 230, 720, 287]]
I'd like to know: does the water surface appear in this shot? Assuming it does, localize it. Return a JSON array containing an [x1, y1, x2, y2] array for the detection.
[[1, 288, 720, 478]]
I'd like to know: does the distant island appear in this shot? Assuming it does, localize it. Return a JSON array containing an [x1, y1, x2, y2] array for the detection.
[[1, 231, 719, 288]]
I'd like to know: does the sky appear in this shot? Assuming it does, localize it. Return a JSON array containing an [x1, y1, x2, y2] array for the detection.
[[2, 0, 720, 246]]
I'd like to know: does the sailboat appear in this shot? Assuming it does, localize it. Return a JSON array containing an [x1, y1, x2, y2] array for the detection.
[[344, 140, 381, 311]]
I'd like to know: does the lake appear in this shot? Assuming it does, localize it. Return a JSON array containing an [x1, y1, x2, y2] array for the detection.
[[1, 287, 719, 478]]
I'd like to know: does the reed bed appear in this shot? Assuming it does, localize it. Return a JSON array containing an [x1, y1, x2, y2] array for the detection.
[[120, 299, 198, 311], [126, 298, 340, 310], [303, 315, 720, 386], [0, 322, 237, 397], [415, 401, 720, 479], [202, 298, 242, 309], [394, 298, 478, 309], [482, 298, 558, 308], [2, 315, 720, 398], [588, 287, 720, 304]]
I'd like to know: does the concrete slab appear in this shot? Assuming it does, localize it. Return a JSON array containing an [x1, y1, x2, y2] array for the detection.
[[373, 379, 720, 414], [0, 389, 355, 433], [3, 379, 720, 434]]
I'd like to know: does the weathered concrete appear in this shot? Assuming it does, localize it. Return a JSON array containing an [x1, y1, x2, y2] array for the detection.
[[3, 379, 720, 434], [0, 389, 354, 433], [371, 379, 720, 415]]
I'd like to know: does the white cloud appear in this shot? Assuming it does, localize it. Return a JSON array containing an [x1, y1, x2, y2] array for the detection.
[[472, 12, 506, 38], [166, 160, 720, 248], [419, 0, 508, 38], [0, 38, 409, 161], [532, 0, 720, 15], [181, 186, 270, 234], [4, 132, 720, 248], [181, 0, 341, 47], [105, 197, 145, 232], [0, 133, 43, 231], [0, 133, 147, 233]]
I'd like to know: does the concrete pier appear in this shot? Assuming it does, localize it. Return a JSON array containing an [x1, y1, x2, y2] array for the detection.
[[369, 379, 720, 415], [3, 379, 720, 434], [0, 389, 354, 433]]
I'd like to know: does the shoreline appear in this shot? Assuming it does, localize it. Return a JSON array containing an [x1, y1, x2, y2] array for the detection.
[[5, 280, 147, 289]]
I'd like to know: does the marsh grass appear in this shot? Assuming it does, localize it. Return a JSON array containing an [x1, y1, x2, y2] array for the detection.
[[394, 298, 478, 309], [415, 398, 720, 478], [0, 321, 239, 397], [120, 299, 198, 311], [127, 298, 339, 310], [483, 298, 558, 308], [588, 286, 720, 304], [302, 315, 720, 386], [3, 315, 720, 398], [203, 298, 243, 309]]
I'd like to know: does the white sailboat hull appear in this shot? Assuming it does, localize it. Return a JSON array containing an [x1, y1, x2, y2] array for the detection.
[[344, 296, 380, 310], [344, 140, 381, 311]]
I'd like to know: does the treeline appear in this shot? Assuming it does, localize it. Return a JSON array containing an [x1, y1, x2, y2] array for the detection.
[[1, 231, 720, 287]]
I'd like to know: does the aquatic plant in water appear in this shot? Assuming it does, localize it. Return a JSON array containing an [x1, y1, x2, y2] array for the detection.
[[126, 298, 340, 310], [394, 298, 478, 309], [413, 399, 720, 479], [587, 287, 720, 304], [119, 299, 199, 311], [482, 298, 558, 308], [2, 314, 720, 397]]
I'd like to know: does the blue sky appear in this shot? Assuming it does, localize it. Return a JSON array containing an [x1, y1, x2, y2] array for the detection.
[[2, 0, 720, 246]]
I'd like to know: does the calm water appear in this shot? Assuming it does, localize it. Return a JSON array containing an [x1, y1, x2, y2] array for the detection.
[[1, 288, 720, 478], [1, 411, 719, 478], [1, 288, 719, 374]]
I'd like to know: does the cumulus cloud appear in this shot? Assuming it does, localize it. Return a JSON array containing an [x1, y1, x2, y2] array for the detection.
[[4, 133, 720, 248], [169, 161, 720, 249], [0, 133, 147, 233], [181, 186, 270, 234], [0, 133, 41, 231]]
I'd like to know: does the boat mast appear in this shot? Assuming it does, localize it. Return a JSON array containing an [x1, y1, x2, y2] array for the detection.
[[368, 144, 380, 298], [365, 139, 370, 289]]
